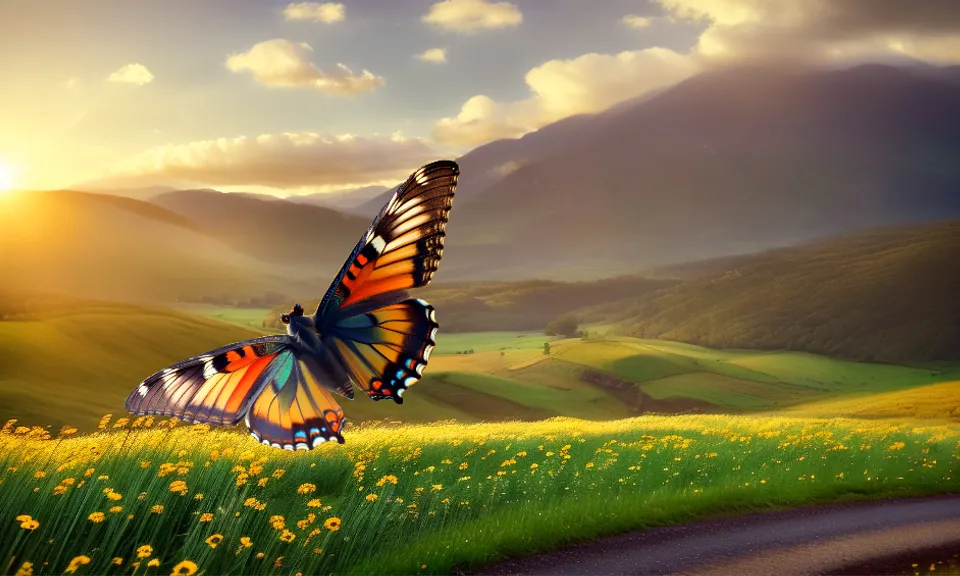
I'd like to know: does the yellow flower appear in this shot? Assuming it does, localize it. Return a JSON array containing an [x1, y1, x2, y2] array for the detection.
[[279, 529, 296, 543], [193, 493, 204, 501], [366, 493, 378, 502], [240, 536, 253, 548], [169, 480, 188, 495], [34, 471, 46, 479], [151, 505, 164, 514], [16, 514, 32, 522], [137, 544, 154, 558], [199, 513, 213, 523], [110, 506, 123, 513], [88, 512, 106, 523], [14, 561, 32, 576], [112, 558, 123, 566], [257, 478, 268, 488], [459, 462, 469, 470], [20, 519, 39, 531], [65, 556, 91, 574], [431, 484, 442, 491], [61, 478, 76, 486], [376, 475, 398, 487], [256, 553, 265, 560], [307, 499, 322, 508], [271, 469, 286, 479], [171, 560, 198, 576], [297, 483, 316, 494], [324, 517, 341, 531], [206, 534, 223, 548], [52, 486, 67, 496], [530, 463, 539, 470], [147, 559, 160, 568], [107, 492, 123, 501]]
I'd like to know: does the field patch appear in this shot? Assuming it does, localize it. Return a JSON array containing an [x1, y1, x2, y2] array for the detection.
[[782, 381, 960, 421], [640, 372, 820, 410]]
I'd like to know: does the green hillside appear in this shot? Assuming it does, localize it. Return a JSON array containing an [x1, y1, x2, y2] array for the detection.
[[579, 219, 960, 363]]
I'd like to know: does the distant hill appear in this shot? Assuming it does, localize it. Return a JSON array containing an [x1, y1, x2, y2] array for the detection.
[[578, 218, 960, 362], [263, 276, 679, 332], [0, 191, 297, 303], [150, 188, 370, 270], [439, 63, 960, 280], [289, 185, 391, 212]]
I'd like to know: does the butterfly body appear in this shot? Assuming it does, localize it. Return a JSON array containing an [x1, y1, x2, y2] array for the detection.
[[125, 160, 458, 450]]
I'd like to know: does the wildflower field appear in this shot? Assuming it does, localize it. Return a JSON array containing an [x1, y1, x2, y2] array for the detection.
[[1, 414, 958, 576]]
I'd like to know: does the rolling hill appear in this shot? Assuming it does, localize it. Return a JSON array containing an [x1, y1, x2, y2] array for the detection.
[[578, 218, 960, 362], [0, 191, 299, 303], [438, 63, 960, 280], [150, 188, 370, 269]]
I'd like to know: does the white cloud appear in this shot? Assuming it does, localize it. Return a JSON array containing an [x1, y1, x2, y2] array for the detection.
[[64, 77, 81, 92], [621, 15, 653, 29], [434, 49, 700, 146], [657, 0, 960, 65], [282, 2, 345, 23], [107, 132, 439, 189], [422, 0, 522, 33], [415, 48, 448, 64], [226, 39, 384, 96], [108, 63, 154, 86]]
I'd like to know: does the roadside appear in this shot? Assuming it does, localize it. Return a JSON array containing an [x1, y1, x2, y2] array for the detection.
[[471, 494, 960, 576]]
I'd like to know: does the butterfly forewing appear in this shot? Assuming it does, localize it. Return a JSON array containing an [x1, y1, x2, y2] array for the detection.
[[125, 336, 292, 425], [314, 160, 458, 320]]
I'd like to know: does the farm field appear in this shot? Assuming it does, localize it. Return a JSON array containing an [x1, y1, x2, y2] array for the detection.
[[0, 414, 956, 575], [3, 299, 959, 431]]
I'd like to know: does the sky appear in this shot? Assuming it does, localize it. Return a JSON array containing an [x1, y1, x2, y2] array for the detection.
[[1, 0, 959, 195]]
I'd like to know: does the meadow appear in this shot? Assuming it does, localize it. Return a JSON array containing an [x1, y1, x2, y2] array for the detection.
[[0, 414, 957, 575]]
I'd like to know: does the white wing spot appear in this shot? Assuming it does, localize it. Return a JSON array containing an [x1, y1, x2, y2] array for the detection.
[[415, 171, 428, 185], [202, 360, 217, 380], [424, 343, 435, 361], [137, 384, 149, 397], [370, 235, 386, 254]]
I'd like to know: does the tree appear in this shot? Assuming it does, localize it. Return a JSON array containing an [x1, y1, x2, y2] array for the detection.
[[545, 313, 579, 337], [543, 341, 551, 355]]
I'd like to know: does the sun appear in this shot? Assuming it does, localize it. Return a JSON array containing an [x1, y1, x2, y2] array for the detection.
[[0, 162, 14, 193]]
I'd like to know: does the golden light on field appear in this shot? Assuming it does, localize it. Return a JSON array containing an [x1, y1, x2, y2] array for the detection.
[[0, 162, 14, 193]]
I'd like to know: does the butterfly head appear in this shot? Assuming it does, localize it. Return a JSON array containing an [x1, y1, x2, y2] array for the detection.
[[280, 303, 305, 326]]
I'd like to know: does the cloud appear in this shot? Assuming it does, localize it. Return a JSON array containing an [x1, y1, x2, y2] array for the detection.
[[433, 49, 699, 146], [107, 132, 439, 189], [657, 0, 960, 65], [226, 39, 384, 95], [64, 77, 81, 92], [107, 63, 154, 85], [415, 48, 448, 64], [621, 15, 653, 29], [433, 0, 960, 148], [282, 2, 345, 23], [422, 0, 522, 33]]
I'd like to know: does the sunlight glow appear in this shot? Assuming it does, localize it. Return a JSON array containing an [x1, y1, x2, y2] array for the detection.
[[0, 162, 14, 193]]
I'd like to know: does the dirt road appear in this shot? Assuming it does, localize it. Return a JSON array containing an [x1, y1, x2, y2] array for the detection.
[[472, 494, 960, 575]]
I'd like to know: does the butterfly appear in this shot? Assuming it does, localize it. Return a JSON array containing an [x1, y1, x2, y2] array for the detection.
[[125, 160, 459, 450]]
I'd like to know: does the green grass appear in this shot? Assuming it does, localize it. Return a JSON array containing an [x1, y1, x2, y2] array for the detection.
[[170, 305, 279, 331], [0, 415, 957, 575], [432, 331, 557, 354]]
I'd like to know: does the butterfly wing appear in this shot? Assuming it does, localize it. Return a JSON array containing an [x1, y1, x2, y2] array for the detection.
[[244, 351, 346, 450], [125, 335, 293, 426], [323, 298, 438, 403], [314, 160, 458, 321]]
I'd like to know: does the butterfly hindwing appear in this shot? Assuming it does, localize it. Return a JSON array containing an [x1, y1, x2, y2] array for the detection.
[[125, 336, 292, 426], [315, 160, 458, 320], [245, 353, 346, 450], [324, 298, 438, 403]]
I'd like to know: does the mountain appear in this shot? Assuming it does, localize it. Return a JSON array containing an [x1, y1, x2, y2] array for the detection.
[[66, 184, 176, 201], [289, 185, 391, 212], [150, 189, 370, 271], [439, 64, 960, 280], [578, 218, 960, 363], [0, 190, 295, 303]]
